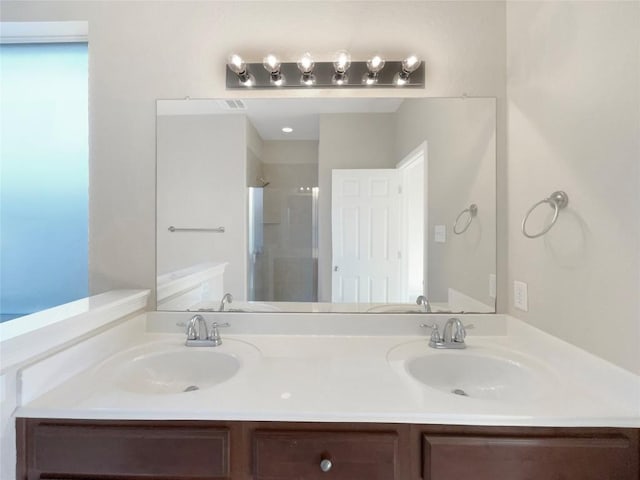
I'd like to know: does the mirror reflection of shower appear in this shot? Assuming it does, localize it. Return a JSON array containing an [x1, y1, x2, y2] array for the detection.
[[247, 144, 319, 303]]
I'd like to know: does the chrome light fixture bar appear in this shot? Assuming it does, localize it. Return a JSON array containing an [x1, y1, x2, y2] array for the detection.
[[226, 53, 425, 89]]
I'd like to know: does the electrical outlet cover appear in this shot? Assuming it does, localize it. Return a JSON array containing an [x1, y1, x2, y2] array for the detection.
[[514, 280, 528, 311]]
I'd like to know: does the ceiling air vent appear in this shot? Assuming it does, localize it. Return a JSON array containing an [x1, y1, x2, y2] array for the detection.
[[219, 99, 247, 111]]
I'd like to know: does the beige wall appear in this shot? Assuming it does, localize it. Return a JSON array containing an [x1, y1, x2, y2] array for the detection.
[[2, 1, 639, 374], [156, 114, 247, 297], [0, 0, 507, 306], [506, 2, 640, 373]]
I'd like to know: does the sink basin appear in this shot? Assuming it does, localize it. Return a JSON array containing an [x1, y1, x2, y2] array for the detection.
[[406, 353, 546, 402], [94, 337, 261, 395], [116, 350, 240, 395], [388, 341, 556, 403]]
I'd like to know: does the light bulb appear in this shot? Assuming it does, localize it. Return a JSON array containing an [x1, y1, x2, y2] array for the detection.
[[297, 52, 315, 74], [262, 54, 284, 85], [227, 53, 246, 75], [333, 49, 351, 74], [263, 54, 281, 73], [367, 55, 385, 73], [401, 54, 421, 74]]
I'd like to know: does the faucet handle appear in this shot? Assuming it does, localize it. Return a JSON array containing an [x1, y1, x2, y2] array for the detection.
[[208, 322, 230, 341], [177, 322, 198, 339], [453, 323, 474, 342], [420, 323, 442, 343]]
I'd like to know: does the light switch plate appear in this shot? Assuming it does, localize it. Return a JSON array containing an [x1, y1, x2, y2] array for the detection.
[[514, 280, 528, 311], [434, 225, 446, 243]]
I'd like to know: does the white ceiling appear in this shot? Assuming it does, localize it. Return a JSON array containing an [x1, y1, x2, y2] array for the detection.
[[157, 97, 405, 140]]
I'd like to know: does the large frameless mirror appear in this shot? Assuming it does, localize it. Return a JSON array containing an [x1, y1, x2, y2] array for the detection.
[[156, 97, 496, 314]]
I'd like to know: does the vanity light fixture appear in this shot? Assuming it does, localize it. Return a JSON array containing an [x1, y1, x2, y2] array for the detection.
[[226, 52, 424, 89], [263, 54, 284, 86], [363, 55, 386, 85], [394, 54, 422, 86], [227, 53, 254, 86]]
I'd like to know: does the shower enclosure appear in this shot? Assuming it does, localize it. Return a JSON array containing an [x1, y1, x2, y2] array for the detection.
[[248, 185, 318, 302]]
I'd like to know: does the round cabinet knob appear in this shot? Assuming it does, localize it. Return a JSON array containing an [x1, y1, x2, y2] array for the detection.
[[319, 458, 333, 472]]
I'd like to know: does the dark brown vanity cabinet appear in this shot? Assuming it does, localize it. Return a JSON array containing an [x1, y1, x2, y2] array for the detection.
[[16, 419, 640, 480], [421, 426, 640, 480]]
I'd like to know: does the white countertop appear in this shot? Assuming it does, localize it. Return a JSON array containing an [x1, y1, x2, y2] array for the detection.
[[16, 314, 640, 427]]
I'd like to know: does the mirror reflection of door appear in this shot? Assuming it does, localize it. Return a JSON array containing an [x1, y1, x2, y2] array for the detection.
[[331, 158, 424, 304], [331, 169, 400, 303]]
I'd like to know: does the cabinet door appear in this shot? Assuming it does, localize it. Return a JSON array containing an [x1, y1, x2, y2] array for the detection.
[[24, 422, 230, 479], [423, 433, 638, 480], [254, 430, 399, 480]]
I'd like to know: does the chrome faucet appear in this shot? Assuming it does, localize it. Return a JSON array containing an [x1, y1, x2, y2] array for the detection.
[[185, 314, 229, 347], [186, 314, 209, 342], [416, 295, 432, 313], [218, 293, 233, 312], [421, 318, 473, 349]]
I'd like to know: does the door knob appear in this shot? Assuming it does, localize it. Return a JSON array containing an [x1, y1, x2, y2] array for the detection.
[[333, 266, 339, 272]]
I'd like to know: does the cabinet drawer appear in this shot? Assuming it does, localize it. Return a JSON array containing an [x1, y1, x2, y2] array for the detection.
[[423, 433, 639, 480], [27, 422, 230, 479], [253, 430, 399, 480]]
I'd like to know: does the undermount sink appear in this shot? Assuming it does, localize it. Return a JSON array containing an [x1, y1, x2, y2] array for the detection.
[[96, 338, 260, 395], [116, 350, 240, 395], [388, 341, 556, 403]]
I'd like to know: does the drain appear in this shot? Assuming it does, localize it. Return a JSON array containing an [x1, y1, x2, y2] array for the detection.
[[183, 385, 199, 392], [452, 388, 469, 397]]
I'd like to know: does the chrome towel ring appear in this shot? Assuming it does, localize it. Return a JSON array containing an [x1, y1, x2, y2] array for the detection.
[[453, 204, 478, 235], [521, 191, 568, 239]]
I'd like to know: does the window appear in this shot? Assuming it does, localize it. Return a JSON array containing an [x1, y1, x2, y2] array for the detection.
[[0, 41, 88, 321]]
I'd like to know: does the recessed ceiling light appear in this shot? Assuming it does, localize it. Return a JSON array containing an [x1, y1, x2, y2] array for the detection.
[[282, 127, 293, 133]]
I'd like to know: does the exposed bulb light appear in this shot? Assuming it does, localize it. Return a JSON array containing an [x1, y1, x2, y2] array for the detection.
[[297, 52, 316, 86], [297, 52, 315, 74], [227, 54, 246, 75], [263, 54, 284, 85], [367, 55, 385, 73], [363, 54, 386, 85], [227, 53, 253, 86], [281, 127, 293, 133], [395, 54, 422, 85], [401, 54, 421, 73], [332, 50, 351, 85], [333, 50, 351, 74]]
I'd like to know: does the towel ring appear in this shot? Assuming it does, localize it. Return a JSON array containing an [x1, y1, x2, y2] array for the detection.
[[521, 191, 569, 239], [453, 204, 478, 235]]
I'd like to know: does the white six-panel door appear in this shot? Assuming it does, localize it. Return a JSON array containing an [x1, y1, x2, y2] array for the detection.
[[331, 169, 401, 303]]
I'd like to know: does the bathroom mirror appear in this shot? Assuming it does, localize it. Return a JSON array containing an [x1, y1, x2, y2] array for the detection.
[[156, 97, 496, 313]]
